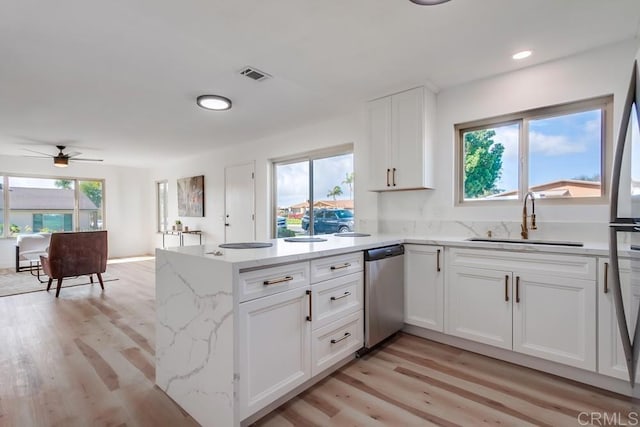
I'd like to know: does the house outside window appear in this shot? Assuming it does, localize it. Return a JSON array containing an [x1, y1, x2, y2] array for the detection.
[[456, 96, 612, 204], [1, 175, 105, 237]]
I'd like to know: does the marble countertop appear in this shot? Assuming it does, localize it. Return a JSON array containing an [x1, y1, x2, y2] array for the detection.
[[158, 233, 633, 270]]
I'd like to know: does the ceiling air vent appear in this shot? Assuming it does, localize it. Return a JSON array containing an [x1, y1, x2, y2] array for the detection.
[[239, 66, 271, 82]]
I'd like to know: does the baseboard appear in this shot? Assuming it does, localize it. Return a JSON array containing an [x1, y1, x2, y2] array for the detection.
[[402, 325, 640, 399]]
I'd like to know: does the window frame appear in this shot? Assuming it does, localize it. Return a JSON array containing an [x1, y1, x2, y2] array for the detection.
[[156, 180, 169, 233], [0, 173, 106, 238], [455, 95, 613, 206], [270, 144, 354, 238]]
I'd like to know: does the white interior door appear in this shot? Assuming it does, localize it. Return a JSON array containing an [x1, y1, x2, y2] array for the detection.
[[224, 163, 255, 242]]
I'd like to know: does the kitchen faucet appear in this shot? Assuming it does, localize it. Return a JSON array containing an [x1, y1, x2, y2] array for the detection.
[[521, 191, 537, 240]]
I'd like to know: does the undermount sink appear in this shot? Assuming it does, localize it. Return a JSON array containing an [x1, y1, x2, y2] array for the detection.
[[466, 237, 584, 247]]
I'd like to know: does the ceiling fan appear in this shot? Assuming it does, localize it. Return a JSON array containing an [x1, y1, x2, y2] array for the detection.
[[22, 145, 103, 168]]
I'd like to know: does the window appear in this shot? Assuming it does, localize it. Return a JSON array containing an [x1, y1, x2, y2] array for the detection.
[[157, 180, 169, 232], [456, 96, 612, 203], [273, 147, 354, 237], [1, 175, 106, 237]]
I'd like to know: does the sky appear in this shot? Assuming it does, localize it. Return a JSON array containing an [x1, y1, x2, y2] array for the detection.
[[484, 109, 602, 194], [276, 153, 353, 208]]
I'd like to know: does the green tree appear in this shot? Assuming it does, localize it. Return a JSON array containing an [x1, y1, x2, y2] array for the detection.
[[341, 172, 354, 200], [464, 129, 505, 198], [54, 179, 73, 189], [572, 173, 600, 182], [327, 185, 343, 201], [80, 181, 102, 208]]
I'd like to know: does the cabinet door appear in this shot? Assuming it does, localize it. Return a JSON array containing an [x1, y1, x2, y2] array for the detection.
[[404, 244, 444, 332], [513, 272, 596, 371], [391, 87, 424, 189], [446, 265, 512, 349], [598, 258, 640, 381], [367, 96, 392, 190], [238, 287, 311, 419]]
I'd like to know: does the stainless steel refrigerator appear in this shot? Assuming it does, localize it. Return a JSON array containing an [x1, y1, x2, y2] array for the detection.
[[609, 59, 640, 386]]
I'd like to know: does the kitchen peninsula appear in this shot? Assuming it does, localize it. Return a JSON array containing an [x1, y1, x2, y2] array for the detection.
[[156, 234, 636, 427]]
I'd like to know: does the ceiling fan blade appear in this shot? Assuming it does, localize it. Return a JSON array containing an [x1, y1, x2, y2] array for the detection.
[[66, 151, 82, 158], [23, 155, 51, 159], [22, 148, 53, 157], [71, 158, 103, 162]]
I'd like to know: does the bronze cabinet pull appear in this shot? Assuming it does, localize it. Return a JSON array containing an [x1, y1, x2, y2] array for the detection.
[[263, 276, 294, 286], [331, 332, 351, 344], [504, 275, 509, 302], [386, 169, 391, 186], [306, 290, 312, 321], [392, 168, 397, 186], [330, 263, 351, 271], [436, 249, 441, 272], [604, 262, 609, 294], [330, 291, 351, 301], [516, 276, 520, 303]]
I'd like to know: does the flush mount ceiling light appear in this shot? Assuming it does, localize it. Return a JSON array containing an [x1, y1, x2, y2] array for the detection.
[[409, 0, 451, 5], [512, 50, 533, 60], [196, 95, 232, 111]]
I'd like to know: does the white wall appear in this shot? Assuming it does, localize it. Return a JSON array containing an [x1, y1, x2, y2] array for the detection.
[[378, 39, 640, 238], [0, 156, 152, 268], [149, 110, 378, 247]]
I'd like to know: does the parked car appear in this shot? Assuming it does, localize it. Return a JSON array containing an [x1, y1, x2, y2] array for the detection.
[[276, 216, 286, 229], [301, 209, 354, 234]]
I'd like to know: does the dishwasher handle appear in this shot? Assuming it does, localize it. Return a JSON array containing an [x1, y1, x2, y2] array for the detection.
[[364, 245, 404, 261]]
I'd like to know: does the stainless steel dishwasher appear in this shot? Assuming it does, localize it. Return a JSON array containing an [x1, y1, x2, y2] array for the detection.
[[364, 244, 405, 349]]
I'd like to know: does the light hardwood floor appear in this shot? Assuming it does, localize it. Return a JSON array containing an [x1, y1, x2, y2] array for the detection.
[[1, 259, 638, 427]]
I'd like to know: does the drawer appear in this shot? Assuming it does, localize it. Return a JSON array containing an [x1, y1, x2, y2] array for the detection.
[[238, 262, 310, 302], [312, 272, 363, 330], [311, 311, 363, 376], [310, 252, 363, 283]]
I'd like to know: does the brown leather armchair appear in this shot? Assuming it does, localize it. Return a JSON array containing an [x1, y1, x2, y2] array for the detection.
[[40, 231, 108, 297]]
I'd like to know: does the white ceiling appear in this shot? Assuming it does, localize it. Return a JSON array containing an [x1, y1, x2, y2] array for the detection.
[[1, 0, 639, 167]]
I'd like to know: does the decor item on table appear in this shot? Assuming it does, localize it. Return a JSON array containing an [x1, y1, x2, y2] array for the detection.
[[177, 175, 205, 217], [175, 220, 182, 231], [184, 226, 189, 232], [40, 230, 108, 298]]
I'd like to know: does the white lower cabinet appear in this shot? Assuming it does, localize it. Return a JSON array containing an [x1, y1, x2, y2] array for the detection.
[[446, 248, 597, 370], [312, 311, 363, 376], [446, 265, 513, 349], [598, 257, 640, 381], [238, 287, 311, 419], [513, 272, 595, 370], [238, 253, 364, 420], [404, 244, 444, 331]]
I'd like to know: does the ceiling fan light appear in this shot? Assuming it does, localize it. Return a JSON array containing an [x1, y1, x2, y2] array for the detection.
[[197, 95, 232, 111], [409, 0, 451, 5], [54, 157, 69, 167]]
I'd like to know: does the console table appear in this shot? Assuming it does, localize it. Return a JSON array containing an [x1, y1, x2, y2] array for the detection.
[[162, 230, 203, 248]]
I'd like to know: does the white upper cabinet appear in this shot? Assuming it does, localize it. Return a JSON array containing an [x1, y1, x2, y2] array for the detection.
[[367, 86, 435, 191]]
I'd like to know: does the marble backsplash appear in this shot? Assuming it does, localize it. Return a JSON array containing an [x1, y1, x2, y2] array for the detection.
[[378, 219, 610, 243]]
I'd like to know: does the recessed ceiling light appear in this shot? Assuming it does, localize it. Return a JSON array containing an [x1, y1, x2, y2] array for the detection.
[[409, 0, 450, 4], [512, 50, 533, 60], [196, 95, 232, 111]]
